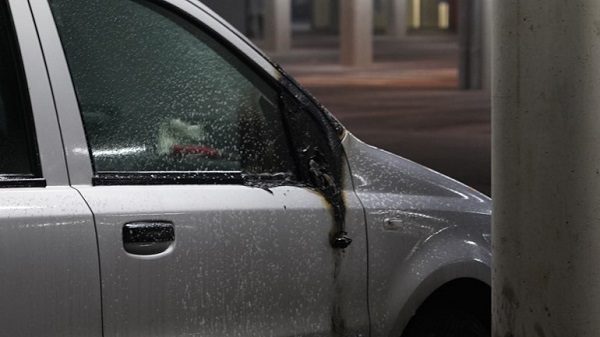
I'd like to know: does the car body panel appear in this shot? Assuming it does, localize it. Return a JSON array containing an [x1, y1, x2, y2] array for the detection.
[[0, 187, 102, 336], [74, 183, 368, 336], [342, 132, 491, 336], [6, 0, 493, 336], [0, 1, 102, 335]]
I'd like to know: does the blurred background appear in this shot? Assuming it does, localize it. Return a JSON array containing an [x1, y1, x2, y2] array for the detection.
[[202, 0, 491, 196]]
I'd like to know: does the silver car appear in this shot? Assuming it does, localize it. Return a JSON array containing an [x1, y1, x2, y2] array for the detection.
[[0, 0, 491, 336]]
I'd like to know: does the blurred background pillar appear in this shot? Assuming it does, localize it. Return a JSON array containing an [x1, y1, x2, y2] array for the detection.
[[340, 0, 373, 67], [264, 0, 291, 52], [458, 0, 491, 90], [493, 0, 600, 336], [437, 0, 449, 29], [481, 0, 491, 90], [457, 0, 480, 89], [409, 0, 420, 28], [387, 0, 408, 38]]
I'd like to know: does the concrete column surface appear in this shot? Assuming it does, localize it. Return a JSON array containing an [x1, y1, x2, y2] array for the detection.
[[409, 0, 420, 28], [387, 0, 408, 38], [340, 0, 373, 67], [458, 0, 481, 89], [493, 1, 600, 337], [458, 0, 492, 90], [264, 0, 291, 53], [481, 0, 491, 90], [438, 2, 449, 29]]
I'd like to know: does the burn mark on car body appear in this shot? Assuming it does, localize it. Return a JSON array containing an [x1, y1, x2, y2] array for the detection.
[[279, 77, 351, 336], [279, 85, 348, 246]]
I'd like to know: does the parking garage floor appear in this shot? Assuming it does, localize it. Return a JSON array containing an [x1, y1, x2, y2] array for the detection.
[[269, 32, 492, 196]]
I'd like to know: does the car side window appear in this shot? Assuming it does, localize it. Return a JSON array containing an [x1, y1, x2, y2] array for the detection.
[[0, 2, 40, 181], [49, 0, 296, 181]]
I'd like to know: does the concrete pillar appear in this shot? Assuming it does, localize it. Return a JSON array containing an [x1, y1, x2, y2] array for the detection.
[[481, 0, 491, 89], [387, 0, 407, 38], [409, 0, 420, 29], [458, 0, 481, 89], [340, 0, 373, 67], [438, 1, 449, 29], [457, 0, 491, 90], [264, 0, 291, 53], [493, 1, 600, 337]]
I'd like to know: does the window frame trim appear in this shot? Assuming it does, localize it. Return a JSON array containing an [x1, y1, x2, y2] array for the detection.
[[0, 0, 49, 187], [92, 171, 244, 186], [0, 176, 46, 188]]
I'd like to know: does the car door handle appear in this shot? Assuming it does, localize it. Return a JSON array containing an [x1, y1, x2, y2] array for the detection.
[[123, 221, 175, 255]]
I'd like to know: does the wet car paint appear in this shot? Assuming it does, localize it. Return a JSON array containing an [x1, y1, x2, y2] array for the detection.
[[342, 132, 491, 336], [3, 0, 493, 336]]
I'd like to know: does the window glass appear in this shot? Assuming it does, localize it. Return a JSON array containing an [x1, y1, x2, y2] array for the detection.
[[49, 0, 295, 177], [0, 4, 38, 176]]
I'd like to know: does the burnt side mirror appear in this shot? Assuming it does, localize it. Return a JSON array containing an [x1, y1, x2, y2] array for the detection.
[[279, 81, 351, 249]]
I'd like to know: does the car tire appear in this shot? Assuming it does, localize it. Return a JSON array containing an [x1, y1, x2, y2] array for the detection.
[[401, 305, 490, 337]]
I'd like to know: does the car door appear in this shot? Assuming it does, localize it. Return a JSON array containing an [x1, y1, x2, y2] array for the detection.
[[0, 0, 102, 336], [31, 0, 369, 335]]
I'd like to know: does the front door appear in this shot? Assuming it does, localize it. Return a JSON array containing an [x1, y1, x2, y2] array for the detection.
[[37, 0, 369, 335]]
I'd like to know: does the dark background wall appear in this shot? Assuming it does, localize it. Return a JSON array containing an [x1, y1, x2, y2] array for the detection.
[[201, 0, 248, 35]]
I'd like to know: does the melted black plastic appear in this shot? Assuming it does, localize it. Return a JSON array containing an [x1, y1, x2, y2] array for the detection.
[[279, 78, 351, 337], [278, 84, 348, 247]]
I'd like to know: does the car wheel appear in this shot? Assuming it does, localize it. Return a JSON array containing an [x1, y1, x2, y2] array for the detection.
[[401, 305, 490, 337]]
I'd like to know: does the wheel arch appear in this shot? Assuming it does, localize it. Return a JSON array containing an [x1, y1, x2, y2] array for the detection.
[[402, 278, 491, 334], [389, 261, 491, 336], [385, 227, 491, 336]]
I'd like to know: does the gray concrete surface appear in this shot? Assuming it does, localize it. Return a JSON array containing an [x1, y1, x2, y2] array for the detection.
[[494, 1, 600, 336], [269, 32, 491, 196]]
